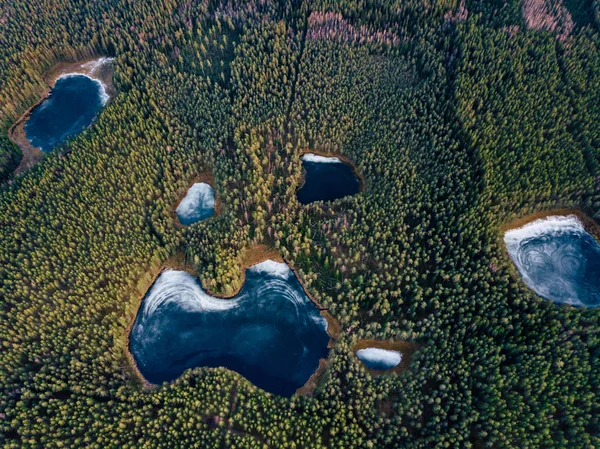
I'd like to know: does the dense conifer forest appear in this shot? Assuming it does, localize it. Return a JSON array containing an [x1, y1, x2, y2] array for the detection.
[[1, 0, 600, 447]]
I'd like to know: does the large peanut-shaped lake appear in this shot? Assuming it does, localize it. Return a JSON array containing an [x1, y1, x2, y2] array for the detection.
[[129, 260, 330, 396]]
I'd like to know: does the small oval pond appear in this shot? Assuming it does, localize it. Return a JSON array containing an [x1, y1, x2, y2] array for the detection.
[[176, 182, 215, 225], [25, 74, 108, 152], [356, 348, 402, 371], [129, 260, 330, 397], [353, 339, 418, 374], [297, 153, 361, 204], [504, 214, 600, 307]]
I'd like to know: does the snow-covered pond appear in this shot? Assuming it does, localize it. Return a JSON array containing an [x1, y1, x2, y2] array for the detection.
[[176, 182, 215, 225], [356, 347, 402, 371], [504, 214, 600, 307]]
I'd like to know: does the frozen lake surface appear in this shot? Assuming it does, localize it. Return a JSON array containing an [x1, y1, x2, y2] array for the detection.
[[504, 215, 600, 307], [356, 347, 402, 371], [176, 183, 215, 225], [25, 74, 107, 152], [129, 260, 330, 396]]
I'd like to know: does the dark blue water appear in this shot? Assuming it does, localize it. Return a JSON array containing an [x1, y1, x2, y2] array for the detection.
[[505, 216, 600, 307], [129, 261, 330, 396], [24, 75, 106, 152], [297, 155, 361, 204]]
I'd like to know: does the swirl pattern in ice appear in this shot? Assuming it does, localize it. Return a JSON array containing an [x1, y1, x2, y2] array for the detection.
[[129, 260, 330, 396], [356, 348, 402, 371], [504, 215, 600, 307], [176, 182, 215, 225]]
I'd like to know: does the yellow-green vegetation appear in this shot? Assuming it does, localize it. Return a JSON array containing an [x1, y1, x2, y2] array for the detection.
[[1, 0, 600, 448], [0, 135, 21, 183]]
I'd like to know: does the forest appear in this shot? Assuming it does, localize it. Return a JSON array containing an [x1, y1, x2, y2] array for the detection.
[[1, 0, 600, 447]]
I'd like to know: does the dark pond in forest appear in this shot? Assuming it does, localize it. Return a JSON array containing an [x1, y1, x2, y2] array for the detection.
[[297, 153, 361, 204], [504, 215, 600, 307], [25, 75, 107, 152], [129, 260, 330, 397]]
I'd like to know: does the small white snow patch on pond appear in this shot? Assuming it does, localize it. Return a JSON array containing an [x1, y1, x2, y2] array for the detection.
[[356, 348, 402, 371], [176, 182, 215, 225], [249, 260, 292, 279], [301, 153, 342, 164]]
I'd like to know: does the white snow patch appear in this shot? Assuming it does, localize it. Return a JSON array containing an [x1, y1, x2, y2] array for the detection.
[[504, 215, 584, 245], [312, 313, 328, 330], [301, 153, 342, 164], [176, 182, 215, 224], [356, 348, 402, 370], [143, 270, 239, 318], [81, 57, 114, 75], [249, 260, 292, 279]]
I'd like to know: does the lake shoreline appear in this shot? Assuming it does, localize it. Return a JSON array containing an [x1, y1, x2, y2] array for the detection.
[[171, 172, 222, 229], [499, 208, 600, 283], [500, 208, 600, 237], [298, 149, 366, 195], [7, 57, 115, 176], [125, 246, 340, 396]]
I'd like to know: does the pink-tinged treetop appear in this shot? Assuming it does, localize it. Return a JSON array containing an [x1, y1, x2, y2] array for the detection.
[[522, 0, 574, 40], [306, 12, 402, 47]]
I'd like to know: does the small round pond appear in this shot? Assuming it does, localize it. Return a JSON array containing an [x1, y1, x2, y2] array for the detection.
[[504, 214, 600, 307], [129, 260, 330, 397], [176, 182, 215, 225], [25, 74, 108, 152], [297, 153, 361, 204], [356, 348, 402, 371]]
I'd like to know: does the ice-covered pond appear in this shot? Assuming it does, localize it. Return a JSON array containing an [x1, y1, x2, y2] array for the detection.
[[176, 182, 215, 225], [129, 260, 330, 396], [356, 347, 402, 371], [297, 153, 361, 204], [25, 74, 108, 152], [504, 215, 600, 307]]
